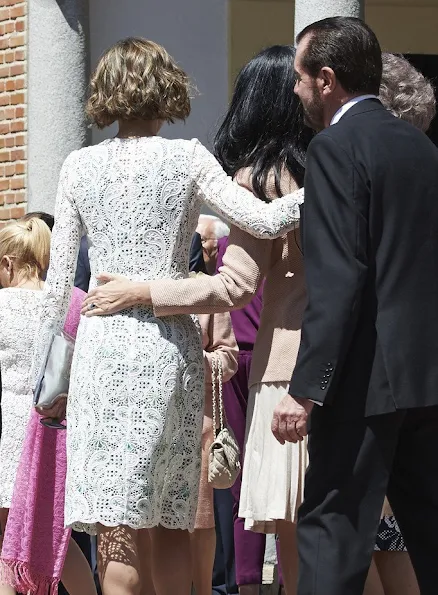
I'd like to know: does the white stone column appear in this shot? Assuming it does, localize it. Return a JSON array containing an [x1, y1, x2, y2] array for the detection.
[[295, 0, 364, 40], [27, 0, 89, 213]]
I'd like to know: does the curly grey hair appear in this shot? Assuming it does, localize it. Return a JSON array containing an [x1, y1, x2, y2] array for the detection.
[[379, 53, 436, 132]]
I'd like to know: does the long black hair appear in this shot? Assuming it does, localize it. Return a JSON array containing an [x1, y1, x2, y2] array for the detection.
[[214, 45, 314, 202]]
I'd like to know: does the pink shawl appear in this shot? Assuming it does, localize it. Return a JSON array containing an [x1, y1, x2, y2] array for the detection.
[[1, 287, 85, 595]]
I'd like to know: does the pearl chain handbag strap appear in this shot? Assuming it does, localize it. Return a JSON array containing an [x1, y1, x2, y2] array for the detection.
[[211, 354, 224, 439]]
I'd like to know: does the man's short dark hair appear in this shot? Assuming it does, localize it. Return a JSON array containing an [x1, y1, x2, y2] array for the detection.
[[296, 17, 382, 95]]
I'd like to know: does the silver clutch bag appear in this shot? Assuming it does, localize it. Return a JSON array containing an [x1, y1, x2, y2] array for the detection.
[[33, 331, 75, 409]]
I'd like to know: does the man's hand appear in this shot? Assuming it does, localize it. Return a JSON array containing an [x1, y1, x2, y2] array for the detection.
[[271, 394, 314, 444]]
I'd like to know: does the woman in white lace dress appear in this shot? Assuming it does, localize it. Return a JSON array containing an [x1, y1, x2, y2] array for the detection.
[[31, 38, 303, 595]]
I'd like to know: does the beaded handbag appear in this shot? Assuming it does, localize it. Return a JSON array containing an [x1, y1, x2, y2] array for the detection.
[[208, 354, 241, 489]]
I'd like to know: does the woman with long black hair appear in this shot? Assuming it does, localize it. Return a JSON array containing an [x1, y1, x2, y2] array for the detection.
[[83, 45, 313, 594]]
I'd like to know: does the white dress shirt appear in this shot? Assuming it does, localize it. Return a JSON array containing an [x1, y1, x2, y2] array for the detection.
[[330, 94, 378, 126]]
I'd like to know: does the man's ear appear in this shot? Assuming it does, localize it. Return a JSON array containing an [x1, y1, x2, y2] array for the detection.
[[320, 66, 337, 96]]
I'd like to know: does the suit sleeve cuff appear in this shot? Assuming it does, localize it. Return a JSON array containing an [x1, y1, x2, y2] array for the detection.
[[289, 379, 326, 406]]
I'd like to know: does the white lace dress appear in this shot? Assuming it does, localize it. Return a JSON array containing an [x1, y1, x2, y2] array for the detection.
[[32, 137, 303, 533], [0, 288, 44, 508]]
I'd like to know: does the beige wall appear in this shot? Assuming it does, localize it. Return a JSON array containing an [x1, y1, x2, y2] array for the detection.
[[367, 0, 438, 55], [229, 0, 295, 86], [229, 0, 438, 91]]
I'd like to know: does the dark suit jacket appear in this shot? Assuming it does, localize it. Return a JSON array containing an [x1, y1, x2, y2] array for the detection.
[[290, 99, 438, 417], [189, 232, 207, 274]]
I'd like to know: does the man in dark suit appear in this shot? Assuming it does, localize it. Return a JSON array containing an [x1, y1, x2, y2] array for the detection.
[[271, 17, 438, 595], [189, 231, 207, 274]]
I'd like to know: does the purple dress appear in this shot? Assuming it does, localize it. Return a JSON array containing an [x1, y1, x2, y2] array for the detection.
[[217, 237, 268, 586]]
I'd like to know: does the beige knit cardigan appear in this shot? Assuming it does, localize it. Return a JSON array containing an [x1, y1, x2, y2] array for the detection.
[[150, 169, 307, 390]]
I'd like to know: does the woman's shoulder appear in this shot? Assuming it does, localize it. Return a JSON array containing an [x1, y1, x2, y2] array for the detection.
[[66, 137, 207, 166], [234, 167, 253, 192], [65, 141, 111, 163], [164, 137, 212, 159], [0, 288, 44, 311], [158, 137, 204, 160], [0, 287, 43, 298], [0, 288, 12, 307], [161, 137, 199, 148]]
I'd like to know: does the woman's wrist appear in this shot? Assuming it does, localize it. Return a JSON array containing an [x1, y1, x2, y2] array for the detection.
[[132, 281, 152, 306]]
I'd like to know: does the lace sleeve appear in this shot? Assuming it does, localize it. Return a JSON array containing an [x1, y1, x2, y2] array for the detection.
[[31, 152, 83, 387], [190, 139, 303, 239]]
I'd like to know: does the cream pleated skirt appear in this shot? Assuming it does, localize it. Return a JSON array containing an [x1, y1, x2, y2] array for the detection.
[[238, 382, 308, 534]]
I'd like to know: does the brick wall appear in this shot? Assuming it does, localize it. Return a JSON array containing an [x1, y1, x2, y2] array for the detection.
[[0, 0, 26, 225]]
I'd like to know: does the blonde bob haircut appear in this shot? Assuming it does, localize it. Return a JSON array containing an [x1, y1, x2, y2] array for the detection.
[[86, 37, 192, 129], [0, 217, 51, 279]]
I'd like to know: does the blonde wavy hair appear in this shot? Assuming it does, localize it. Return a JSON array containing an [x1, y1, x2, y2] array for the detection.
[[86, 37, 192, 129], [379, 53, 436, 132], [0, 217, 51, 280]]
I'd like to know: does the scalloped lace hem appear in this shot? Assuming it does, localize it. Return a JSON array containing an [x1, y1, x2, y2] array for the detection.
[[68, 517, 195, 535]]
